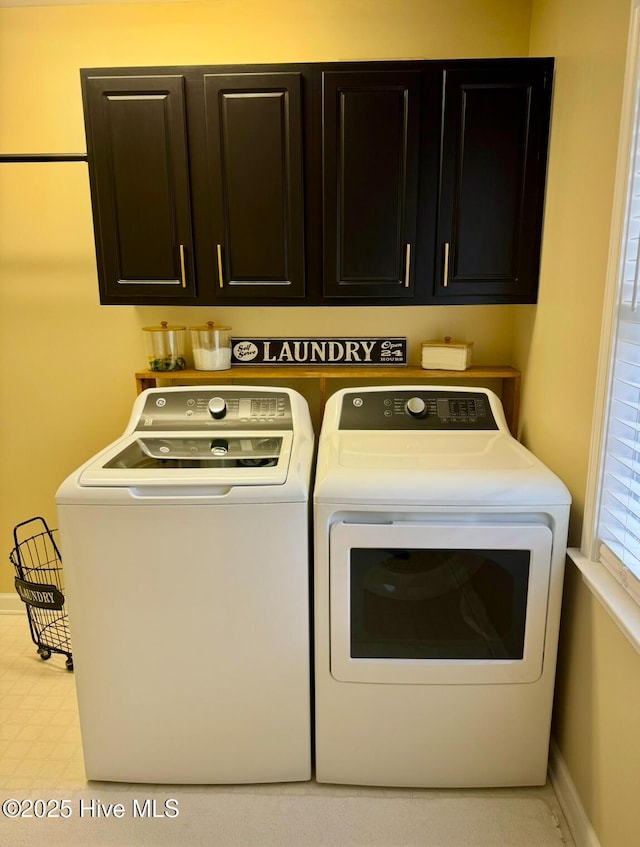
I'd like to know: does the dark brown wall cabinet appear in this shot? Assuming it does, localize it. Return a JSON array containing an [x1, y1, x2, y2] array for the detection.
[[430, 61, 552, 304], [80, 58, 553, 307], [82, 74, 196, 301], [83, 68, 306, 305], [322, 70, 421, 299], [197, 72, 305, 300]]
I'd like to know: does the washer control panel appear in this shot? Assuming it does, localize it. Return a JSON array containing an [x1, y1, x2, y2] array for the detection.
[[134, 389, 293, 431], [338, 390, 498, 430]]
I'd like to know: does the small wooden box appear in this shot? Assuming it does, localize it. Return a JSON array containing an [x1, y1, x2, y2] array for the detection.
[[421, 337, 474, 370]]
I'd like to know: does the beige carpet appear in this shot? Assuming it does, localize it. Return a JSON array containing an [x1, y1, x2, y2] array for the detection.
[[0, 787, 569, 846]]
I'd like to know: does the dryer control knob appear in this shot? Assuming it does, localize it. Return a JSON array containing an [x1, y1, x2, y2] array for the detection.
[[208, 397, 227, 419], [406, 396, 427, 418]]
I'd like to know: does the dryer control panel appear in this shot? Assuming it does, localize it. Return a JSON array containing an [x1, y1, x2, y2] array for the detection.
[[338, 390, 499, 430]]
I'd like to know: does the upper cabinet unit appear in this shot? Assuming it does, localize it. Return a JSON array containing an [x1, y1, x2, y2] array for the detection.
[[429, 59, 553, 304], [194, 71, 306, 300], [80, 58, 554, 307], [82, 66, 308, 306], [82, 74, 196, 303], [322, 69, 421, 300]]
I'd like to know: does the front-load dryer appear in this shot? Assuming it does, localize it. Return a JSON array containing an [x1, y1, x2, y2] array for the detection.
[[313, 386, 570, 788], [56, 386, 313, 784]]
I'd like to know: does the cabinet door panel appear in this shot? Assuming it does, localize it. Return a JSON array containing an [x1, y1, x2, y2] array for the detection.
[[434, 62, 552, 303], [203, 73, 305, 299], [455, 86, 526, 279], [83, 75, 195, 302], [323, 71, 420, 299]]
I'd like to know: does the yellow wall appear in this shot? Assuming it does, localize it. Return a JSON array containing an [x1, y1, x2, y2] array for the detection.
[[520, 0, 640, 845], [517, 0, 629, 542], [0, 0, 531, 594], [3, 0, 639, 843]]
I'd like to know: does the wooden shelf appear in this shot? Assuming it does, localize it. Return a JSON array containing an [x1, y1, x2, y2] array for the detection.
[[135, 364, 521, 435]]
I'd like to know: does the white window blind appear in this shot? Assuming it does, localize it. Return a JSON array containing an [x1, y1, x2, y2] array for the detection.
[[598, 63, 640, 605]]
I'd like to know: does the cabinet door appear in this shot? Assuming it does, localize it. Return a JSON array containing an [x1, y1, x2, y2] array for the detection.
[[433, 61, 553, 304], [82, 74, 196, 303], [322, 70, 421, 300], [200, 72, 305, 300]]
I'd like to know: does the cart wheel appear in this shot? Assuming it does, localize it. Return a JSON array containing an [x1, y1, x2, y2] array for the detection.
[[65, 658, 74, 671], [37, 647, 51, 660]]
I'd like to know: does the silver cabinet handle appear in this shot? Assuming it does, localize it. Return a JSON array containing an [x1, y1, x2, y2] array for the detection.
[[179, 244, 186, 289], [216, 244, 224, 288], [443, 242, 450, 288], [404, 243, 411, 288]]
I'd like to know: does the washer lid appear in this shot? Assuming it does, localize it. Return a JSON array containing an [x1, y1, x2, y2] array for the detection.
[[78, 431, 293, 488]]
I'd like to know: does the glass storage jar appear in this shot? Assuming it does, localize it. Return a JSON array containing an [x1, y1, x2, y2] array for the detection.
[[142, 321, 187, 371], [189, 322, 232, 370]]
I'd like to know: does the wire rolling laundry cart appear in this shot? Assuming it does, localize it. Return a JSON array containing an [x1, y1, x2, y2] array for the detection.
[[10, 517, 73, 671]]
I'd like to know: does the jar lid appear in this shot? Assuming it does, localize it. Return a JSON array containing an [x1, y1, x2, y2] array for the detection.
[[421, 337, 473, 349], [188, 320, 232, 332], [142, 321, 186, 332]]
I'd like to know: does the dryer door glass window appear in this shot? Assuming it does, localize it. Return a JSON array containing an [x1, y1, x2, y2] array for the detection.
[[350, 548, 529, 661], [328, 521, 553, 684]]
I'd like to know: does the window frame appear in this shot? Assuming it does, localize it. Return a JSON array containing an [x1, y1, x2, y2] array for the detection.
[[575, 0, 640, 653]]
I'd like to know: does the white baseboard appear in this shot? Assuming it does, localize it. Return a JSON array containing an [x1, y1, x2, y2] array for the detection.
[[549, 738, 601, 847], [0, 593, 26, 614]]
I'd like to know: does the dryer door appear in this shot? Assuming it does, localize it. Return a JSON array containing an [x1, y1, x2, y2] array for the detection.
[[329, 521, 552, 684]]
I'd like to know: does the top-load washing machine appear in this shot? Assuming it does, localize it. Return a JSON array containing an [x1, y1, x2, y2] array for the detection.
[[56, 386, 313, 784], [314, 385, 570, 788]]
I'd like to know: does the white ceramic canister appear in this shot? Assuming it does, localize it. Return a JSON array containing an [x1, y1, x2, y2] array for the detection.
[[189, 321, 232, 371], [142, 321, 187, 371]]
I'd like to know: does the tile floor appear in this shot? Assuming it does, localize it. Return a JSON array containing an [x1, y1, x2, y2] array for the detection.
[[0, 612, 576, 846], [0, 613, 85, 791]]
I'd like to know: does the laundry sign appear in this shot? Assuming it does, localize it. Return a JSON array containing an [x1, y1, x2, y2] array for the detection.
[[231, 337, 407, 366], [15, 578, 65, 610]]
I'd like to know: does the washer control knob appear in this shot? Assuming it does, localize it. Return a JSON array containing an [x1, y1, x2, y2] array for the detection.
[[406, 396, 427, 418], [208, 397, 227, 419]]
